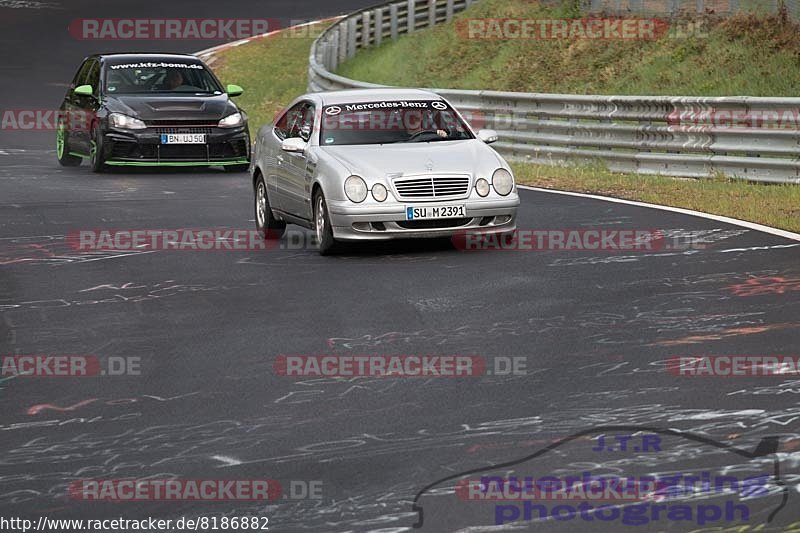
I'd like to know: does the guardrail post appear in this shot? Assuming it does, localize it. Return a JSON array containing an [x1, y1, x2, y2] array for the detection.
[[428, 0, 437, 27], [326, 37, 337, 71], [408, 0, 416, 32], [362, 11, 372, 48], [347, 17, 358, 58], [390, 3, 400, 39], [446, 0, 454, 20], [317, 41, 327, 70], [375, 7, 383, 46], [338, 24, 347, 64]]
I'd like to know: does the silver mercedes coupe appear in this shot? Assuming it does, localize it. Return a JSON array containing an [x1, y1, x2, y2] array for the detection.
[[251, 88, 520, 254]]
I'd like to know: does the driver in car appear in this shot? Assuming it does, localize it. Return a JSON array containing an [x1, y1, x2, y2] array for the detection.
[[162, 69, 185, 90], [404, 109, 448, 139]]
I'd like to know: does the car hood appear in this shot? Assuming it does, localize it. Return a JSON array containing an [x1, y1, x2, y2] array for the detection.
[[320, 140, 504, 181], [105, 94, 238, 122]]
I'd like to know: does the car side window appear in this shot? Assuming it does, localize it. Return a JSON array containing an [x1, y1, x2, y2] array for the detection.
[[86, 61, 101, 97], [292, 104, 316, 142], [71, 60, 92, 88], [274, 102, 306, 141]]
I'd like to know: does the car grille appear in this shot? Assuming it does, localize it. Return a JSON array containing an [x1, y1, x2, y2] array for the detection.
[[146, 120, 219, 127], [393, 175, 470, 199], [108, 140, 248, 161], [154, 127, 214, 135], [397, 218, 472, 229]]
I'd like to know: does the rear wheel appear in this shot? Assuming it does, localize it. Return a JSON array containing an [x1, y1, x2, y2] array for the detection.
[[56, 118, 81, 167], [255, 175, 286, 239], [314, 191, 340, 256], [89, 124, 106, 173]]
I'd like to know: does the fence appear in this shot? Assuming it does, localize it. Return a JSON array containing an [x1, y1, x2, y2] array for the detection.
[[308, 0, 800, 184]]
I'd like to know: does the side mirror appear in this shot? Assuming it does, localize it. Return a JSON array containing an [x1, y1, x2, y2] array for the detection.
[[74, 85, 94, 97], [226, 84, 244, 97], [477, 129, 498, 144], [281, 137, 307, 153]]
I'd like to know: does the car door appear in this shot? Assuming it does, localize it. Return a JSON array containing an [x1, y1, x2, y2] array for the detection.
[[280, 102, 316, 219], [268, 103, 301, 211], [70, 59, 101, 152], [63, 59, 93, 153]]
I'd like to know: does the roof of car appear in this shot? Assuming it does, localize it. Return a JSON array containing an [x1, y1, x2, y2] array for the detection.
[[96, 53, 203, 62], [316, 88, 443, 105]]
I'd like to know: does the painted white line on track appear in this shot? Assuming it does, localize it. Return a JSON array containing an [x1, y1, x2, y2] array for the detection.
[[518, 185, 800, 242]]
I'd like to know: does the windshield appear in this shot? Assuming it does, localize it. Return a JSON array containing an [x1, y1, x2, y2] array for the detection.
[[320, 100, 474, 145], [104, 61, 223, 95]]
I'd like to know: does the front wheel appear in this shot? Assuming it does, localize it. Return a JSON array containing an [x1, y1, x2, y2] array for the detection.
[[56, 118, 81, 167], [89, 125, 106, 173], [254, 175, 286, 239], [314, 191, 340, 256]]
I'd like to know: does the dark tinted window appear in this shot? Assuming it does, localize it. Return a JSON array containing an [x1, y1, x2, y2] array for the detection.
[[103, 60, 223, 95], [274, 102, 308, 141], [319, 100, 473, 146], [288, 103, 315, 142], [86, 61, 101, 97], [71, 60, 93, 88]]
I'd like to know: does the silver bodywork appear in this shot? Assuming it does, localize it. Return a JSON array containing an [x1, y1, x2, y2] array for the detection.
[[251, 88, 520, 241]]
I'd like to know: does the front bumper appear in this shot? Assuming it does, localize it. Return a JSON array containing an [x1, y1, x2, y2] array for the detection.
[[101, 125, 249, 166], [327, 195, 520, 241]]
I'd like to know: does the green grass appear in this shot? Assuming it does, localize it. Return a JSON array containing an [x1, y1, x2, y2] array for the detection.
[[337, 0, 800, 96], [210, 13, 800, 234], [211, 22, 330, 135]]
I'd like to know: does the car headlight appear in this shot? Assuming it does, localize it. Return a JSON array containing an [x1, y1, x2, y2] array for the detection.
[[475, 178, 490, 197], [218, 112, 244, 128], [492, 168, 514, 196], [344, 175, 368, 203], [109, 113, 146, 130], [371, 183, 388, 202]]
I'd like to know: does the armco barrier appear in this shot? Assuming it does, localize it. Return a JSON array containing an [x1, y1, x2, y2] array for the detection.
[[308, 0, 800, 184]]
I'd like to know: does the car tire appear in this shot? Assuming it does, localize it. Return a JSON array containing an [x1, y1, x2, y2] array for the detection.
[[89, 124, 106, 173], [313, 190, 340, 256], [254, 174, 286, 239], [224, 164, 250, 173], [56, 117, 82, 167]]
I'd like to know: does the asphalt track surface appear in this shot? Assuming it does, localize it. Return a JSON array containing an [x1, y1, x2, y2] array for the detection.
[[1, 1, 800, 532]]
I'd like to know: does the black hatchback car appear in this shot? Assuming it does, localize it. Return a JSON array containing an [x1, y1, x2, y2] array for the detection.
[[57, 53, 250, 172]]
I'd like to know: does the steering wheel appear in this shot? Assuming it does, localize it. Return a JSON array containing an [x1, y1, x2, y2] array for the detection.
[[407, 130, 442, 142]]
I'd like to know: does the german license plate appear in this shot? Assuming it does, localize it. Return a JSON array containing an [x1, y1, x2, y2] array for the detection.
[[405, 204, 466, 220], [160, 133, 206, 144]]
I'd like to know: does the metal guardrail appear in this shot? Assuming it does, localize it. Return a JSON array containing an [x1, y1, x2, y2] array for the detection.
[[308, 0, 800, 184]]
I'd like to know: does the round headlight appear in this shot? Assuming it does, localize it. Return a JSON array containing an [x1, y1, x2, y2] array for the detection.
[[344, 175, 368, 203], [492, 168, 514, 196], [372, 183, 388, 202], [475, 178, 490, 197]]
